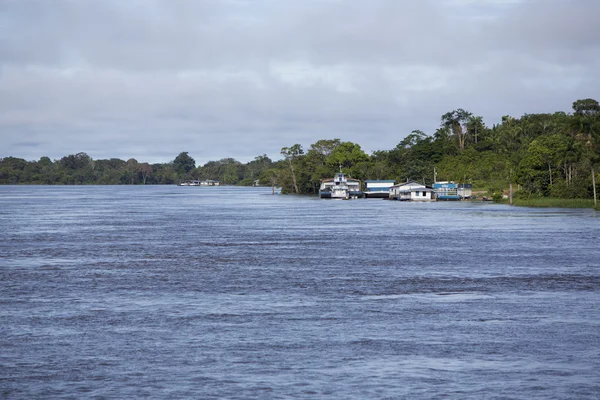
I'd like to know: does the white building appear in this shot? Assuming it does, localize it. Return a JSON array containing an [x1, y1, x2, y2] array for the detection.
[[389, 181, 435, 201]]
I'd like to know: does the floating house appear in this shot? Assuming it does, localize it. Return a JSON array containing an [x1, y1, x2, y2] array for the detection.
[[433, 182, 472, 200], [200, 179, 220, 186], [320, 172, 363, 199], [389, 181, 435, 201], [363, 180, 396, 198]]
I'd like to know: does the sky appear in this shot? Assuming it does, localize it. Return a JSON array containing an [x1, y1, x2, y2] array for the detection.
[[1, 0, 599, 165]]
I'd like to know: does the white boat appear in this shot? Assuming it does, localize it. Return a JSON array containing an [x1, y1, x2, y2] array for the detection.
[[319, 170, 363, 199], [178, 180, 200, 186]]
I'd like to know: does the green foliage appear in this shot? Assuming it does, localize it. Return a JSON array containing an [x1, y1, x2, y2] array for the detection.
[[326, 142, 369, 172], [573, 98, 600, 117], [441, 109, 473, 151], [172, 152, 196, 179], [1, 98, 599, 207]]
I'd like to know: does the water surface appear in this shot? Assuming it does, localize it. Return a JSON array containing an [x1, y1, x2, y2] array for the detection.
[[1, 185, 599, 399]]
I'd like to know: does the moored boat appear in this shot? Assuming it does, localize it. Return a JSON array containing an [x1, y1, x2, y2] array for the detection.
[[319, 170, 363, 199]]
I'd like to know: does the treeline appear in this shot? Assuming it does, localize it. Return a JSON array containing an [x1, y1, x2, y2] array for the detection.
[[0, 152, 275, 186], [1, 98, 599, 200]]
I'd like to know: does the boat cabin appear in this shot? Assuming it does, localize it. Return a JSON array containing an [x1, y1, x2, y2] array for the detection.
[[320, 172, 363, 199]]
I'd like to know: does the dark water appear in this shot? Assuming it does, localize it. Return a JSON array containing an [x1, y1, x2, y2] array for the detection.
[[1, 185, 600, 399]]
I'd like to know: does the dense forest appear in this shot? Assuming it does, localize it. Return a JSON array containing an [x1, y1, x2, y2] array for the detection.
[[2, 99, 599, 201]]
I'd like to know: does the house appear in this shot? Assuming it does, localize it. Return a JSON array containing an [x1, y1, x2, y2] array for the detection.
[[200, 179, 220, 186], [389, 181, 435, 201], [433, 182, 472, 200], [363, 180, 396, 198]]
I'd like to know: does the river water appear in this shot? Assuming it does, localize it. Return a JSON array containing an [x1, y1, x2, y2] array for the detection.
[[1, 185, 599, 399]]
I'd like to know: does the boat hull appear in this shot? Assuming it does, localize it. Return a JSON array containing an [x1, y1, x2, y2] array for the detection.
[[364, 191, 388, 199], [319, 190, 364, 199]]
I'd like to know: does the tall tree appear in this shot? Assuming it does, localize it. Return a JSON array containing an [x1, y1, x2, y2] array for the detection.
[[572, 98, 600, 117], [572, 98, 600, 206], [309, 139, 341, 160], [442, 109, 473, 151], [281, 144, 304, 194], [139, 162, 152, 184], [125, 158, 139, 184], [466, 116, 486, 144], [173, 152, 196, 178]]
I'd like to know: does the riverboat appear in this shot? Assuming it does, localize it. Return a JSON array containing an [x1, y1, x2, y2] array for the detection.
[[319, 171, 363, 199], [364, 180, 396, 198], [178, 180, 199, 186]]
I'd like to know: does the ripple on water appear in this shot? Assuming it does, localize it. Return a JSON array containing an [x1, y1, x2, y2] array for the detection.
[[1, 186, 599, 399]]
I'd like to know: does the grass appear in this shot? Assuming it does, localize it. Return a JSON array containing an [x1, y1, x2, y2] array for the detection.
[[500, 197, 597, 209]]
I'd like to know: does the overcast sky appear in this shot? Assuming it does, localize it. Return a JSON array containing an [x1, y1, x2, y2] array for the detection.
[[1, 0, 599, 165]]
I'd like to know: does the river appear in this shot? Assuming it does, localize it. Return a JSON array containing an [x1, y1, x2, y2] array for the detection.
[[1, 185, 599, 399]]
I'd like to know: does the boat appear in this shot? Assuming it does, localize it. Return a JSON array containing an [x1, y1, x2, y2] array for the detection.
[[178, 180, 199, 186], [364, 180, 396, 198], [319, 169, 363, 199]]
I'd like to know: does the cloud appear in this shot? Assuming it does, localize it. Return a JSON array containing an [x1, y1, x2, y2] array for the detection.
[[1, 0, 599, 164]]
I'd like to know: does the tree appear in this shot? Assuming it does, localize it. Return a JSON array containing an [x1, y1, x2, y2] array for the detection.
[[398, 130, 427, 149], [246, 155, 272, 180], [522, 134, 569, 187], [281, 144, 304, 194], [326, 141, 369, 172], [442, 109, 473, 151], [466, 116, 486, 144], [261, 168, 281, 194], [173, 152, 196, 178], [139, 163, 152, 184], [60, 152, 91, 170], [309, 139, 341, 160], [125, 158, 139, 184], [572, 98, 600, 117], [572, 100, 600, 205]]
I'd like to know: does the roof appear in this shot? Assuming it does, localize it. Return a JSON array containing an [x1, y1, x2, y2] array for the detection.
[[390, 181, 426, 189], [395, 187, 435, 193], [364, 180, 395, 183]]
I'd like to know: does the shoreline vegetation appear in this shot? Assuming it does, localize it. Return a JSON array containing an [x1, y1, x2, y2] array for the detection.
[[2, 99, 599, 209]]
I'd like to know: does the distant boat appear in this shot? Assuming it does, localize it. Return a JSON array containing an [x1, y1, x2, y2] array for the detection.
[[178, 180, 220, 186], [319, 170, 363, 199], [178, 180, 199, 186]]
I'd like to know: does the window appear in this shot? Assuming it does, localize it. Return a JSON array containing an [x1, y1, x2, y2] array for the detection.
[[423, 191, 426, 197]]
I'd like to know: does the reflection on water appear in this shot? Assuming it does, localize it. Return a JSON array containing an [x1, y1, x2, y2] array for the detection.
[[1, 185, 599, 399]]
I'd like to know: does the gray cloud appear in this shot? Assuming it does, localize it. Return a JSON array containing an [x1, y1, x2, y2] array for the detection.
[[1, 0, 599, 164]]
